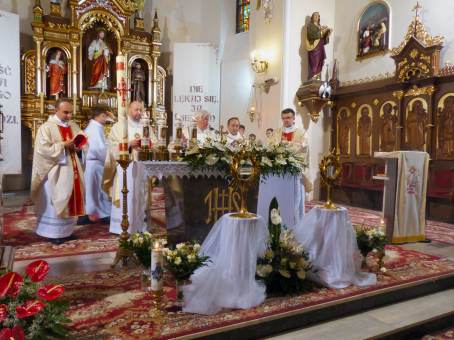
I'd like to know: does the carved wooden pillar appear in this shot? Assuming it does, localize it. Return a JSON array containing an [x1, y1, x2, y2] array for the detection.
[[392, 90, 404, 151]]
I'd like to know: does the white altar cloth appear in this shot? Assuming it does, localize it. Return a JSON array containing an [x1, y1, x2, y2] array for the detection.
[[291, 206, 376, 289], [183, 213, 268, 315], [257, 175, 305, 228]]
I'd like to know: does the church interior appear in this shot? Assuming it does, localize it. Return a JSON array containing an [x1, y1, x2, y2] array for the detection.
[[0, 0, 453, 339]]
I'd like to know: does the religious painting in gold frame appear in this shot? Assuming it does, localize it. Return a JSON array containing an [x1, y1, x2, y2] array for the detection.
[[404, 97, 429, 151], [378, 100, 398, 152], [337, 106, 351, 156], [356, 0, 390, 60], [82, 24, 118, 92], [436, 93, 454, 160], [356, 104, 373, 157]]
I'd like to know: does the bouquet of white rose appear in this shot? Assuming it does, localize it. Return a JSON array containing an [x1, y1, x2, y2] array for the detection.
[[162, 241, 210, 282], [354, 224, 387, 257], [256, 198, 311, 295], [120, 232, 166, 268], [183, 138, 307, 178]]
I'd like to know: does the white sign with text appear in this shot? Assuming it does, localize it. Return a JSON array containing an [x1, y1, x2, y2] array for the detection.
[[0, 11, 21, 174], [172, 43, 220, 136]]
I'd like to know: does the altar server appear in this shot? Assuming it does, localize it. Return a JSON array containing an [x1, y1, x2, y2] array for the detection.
[[31, 98, 85, 244], [103, 101, 157, 234], [226, 117, 244, 146], [84, 107, 111, 222]]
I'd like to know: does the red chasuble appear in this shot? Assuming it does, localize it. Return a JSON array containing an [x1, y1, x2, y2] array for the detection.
[[282, 131, 295, 142], [57, 126, 85, 217]]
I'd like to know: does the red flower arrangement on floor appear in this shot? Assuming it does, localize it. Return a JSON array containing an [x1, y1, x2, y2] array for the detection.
[[0, 260, 69, 340]]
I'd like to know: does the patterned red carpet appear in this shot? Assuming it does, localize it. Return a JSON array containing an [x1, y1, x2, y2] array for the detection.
[[423, 327, 454, 340], [3, 197, 453, 261], [60, 245, 454, 339]]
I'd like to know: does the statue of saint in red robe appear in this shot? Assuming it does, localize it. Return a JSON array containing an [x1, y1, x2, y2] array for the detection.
[[306, 12, 332, 80], [47, 50, 66, 97]]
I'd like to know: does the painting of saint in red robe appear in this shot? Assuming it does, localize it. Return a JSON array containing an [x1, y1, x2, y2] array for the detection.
[[47, 49, 67, 97], [88, 29, 112, 90]]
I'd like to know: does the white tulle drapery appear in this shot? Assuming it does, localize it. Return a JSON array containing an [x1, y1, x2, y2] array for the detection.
[[291, 206, 377, 289], [183, 213, 268, 315], [257, 175, 305, 227]]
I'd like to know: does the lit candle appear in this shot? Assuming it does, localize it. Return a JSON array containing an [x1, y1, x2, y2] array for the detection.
[[151, 241, 164, 291], [116, 54, 128, 159]]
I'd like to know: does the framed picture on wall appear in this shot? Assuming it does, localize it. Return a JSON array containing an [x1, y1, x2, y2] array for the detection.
[[357, 1, 390, 60]]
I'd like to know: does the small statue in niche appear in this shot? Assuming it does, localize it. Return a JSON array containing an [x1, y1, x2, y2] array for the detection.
[[438, 96, 454, 158], [357, 107, 372, 156], [380, 103, 398, 152], [306, 12, 332, 80], [47, 49, 67, 98], [131, 62, 146, 103], [406, 99, 428, 150], [337, 109, 351, 155]]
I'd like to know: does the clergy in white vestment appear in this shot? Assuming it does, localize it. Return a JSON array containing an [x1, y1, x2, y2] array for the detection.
[[226, 117, 244, 146], [83, 107, 111, 222], [271, 108, 312, 192], [31, 98, 86, 244], [191, 110, 217, 143], [103, 101, 157, 234]]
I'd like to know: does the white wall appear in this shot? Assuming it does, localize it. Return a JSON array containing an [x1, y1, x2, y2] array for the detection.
[[334, 0, 454, 82]]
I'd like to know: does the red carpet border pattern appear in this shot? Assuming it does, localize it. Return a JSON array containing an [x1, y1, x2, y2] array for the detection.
[[59, 245, 454, 339], [3, 197, 454, 261]]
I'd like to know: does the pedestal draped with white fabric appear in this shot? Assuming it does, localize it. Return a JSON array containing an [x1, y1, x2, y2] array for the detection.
[[257, 175, 305, 228], [291, 206, 376, 289], [183, 213, 268, 315], [109, 161, 147, 234]]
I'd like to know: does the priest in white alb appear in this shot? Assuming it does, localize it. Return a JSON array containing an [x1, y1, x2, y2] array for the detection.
[[103, 101, 157, 234], [31, 98, 86, 244], [257, 108, 310, 228], [226, 117, 244, 146], [83, 107, 112, 222]]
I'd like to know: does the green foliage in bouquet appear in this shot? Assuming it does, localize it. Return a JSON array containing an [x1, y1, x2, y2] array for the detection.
[[256, 198, 312, 295], [162, 242, 210, 281], [0, 260, 70, 340], [354, 225, 387, 257], [182, 139, 307, 178], [120, 232, 164, 268]]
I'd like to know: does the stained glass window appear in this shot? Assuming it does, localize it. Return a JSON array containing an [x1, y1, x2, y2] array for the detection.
[[236, 0, 250, 33]]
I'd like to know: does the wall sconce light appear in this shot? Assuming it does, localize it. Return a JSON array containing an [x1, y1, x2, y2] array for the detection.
[[247, 106, 256, 122], [250, 50, 269, 73]]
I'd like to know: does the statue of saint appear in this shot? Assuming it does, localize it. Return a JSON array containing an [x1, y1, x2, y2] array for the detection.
[[380, 103, 397, 152], [88, 29, 111, 90], [438, 97, 454, 157], [357, 107, 372, 156], [47, 49, 66, 97], [337, 109, 350, 155], [131, 62, 146, 103], [306, 12, 332, 80], [406, 99, 428, 150]]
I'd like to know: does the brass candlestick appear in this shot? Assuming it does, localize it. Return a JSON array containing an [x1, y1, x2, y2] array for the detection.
[[111, 156, 137, 268], [319, 148, 342, 209]]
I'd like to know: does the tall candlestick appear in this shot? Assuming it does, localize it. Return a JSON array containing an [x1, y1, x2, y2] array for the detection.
[[116, 54, 129, 160], [39, 92, 44, 117], [151, 241, 164, 291]]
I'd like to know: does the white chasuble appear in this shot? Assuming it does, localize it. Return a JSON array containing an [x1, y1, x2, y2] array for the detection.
[[104, 119, 155, 234], [393, 151, 429, 243], [84, 119, 111, 218], [31, 115, 85, 238]]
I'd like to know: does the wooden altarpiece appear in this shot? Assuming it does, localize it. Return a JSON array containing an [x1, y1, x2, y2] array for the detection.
[[21, 0, 167, 144], [331, 8, 454, 222]]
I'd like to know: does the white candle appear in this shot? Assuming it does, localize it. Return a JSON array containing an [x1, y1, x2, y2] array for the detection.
[[116, 54, 128, 159], [151, 241, 164, 291]]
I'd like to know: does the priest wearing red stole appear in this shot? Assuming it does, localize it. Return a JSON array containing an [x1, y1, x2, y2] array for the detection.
[[271, 108, 312, 192], [31, 98, 86, 244]]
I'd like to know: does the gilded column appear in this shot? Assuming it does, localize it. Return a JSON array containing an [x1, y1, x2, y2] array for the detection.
[[151, 10, 162, 120]]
